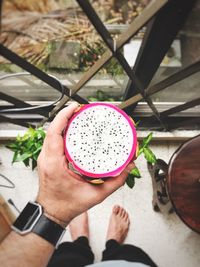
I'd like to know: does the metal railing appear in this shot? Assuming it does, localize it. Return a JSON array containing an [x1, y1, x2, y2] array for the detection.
[[0, 0, 199, 130]]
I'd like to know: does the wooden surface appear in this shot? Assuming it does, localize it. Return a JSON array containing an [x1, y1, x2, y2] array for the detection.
[[168, 135, 200, 234], [0, 195, 16, 242]]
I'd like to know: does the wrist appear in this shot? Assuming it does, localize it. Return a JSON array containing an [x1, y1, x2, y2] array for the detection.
[[12, 201, 66, 248], [36, 196, 72, 225], [43, 212, 68, 228]]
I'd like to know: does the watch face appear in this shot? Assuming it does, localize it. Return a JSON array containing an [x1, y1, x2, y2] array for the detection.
[[12, 202, 42, 234]]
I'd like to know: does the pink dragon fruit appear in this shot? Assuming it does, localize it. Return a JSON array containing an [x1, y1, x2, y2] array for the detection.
[[64, 103, 137, 184]]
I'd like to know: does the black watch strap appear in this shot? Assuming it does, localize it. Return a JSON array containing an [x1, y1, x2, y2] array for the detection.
[[32, 214, 65, 247]]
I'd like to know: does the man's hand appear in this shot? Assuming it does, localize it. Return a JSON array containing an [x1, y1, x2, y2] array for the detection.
[[37, 103, 135, 224]]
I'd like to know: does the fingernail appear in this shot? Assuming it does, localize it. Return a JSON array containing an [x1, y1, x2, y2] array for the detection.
[[74, 104, 84, 113]]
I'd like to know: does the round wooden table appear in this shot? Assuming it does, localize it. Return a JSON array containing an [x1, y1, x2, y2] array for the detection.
[[168, 135, 200, 234]]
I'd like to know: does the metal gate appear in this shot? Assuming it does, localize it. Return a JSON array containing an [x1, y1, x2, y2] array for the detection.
[[0, 0, 199, 130]]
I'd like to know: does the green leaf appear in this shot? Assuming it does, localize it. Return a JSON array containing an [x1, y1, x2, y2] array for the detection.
[[135, 120, 140, 127], [141, 132, 153, 148], [16, 134, 21, 142], [15, 152, 32, 162], [32, 152, 39, 161], [6, 143, 19, 150], [12, 151, 18, 163], [130, 166, 141, 178], [143, 147, 157, 164], [97, 90, 106, 101], [33, 146, 42, 155], [36, 128, 46, 139], [24, 158, 30, 167], [126, 174, 135, 188], [88, 97, 98, 102], [138, 132, 154, 157], [26, 139, 35, 150], [32, 159, 37, 170], [138, 147, 144, 156], [6, 127, 45, 170], [27, 128, 36, 138]]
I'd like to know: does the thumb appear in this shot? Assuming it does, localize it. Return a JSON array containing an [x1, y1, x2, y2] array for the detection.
[[102, 162, 136, 195], [48, 103, 79, 135]]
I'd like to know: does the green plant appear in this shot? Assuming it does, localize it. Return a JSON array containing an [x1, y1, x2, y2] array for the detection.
[[80, 41, 105, 70], [126, 132, 157, 189], [7, 127, 156, 189], [87, 90, 122, 102], [7, 127, 45, 170], [79, 41, 124, 76]]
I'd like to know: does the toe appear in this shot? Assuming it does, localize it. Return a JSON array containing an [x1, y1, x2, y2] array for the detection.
[[122, 209, 127, 218], [126, 215, 130, 226], [123, 209, 129, 219], [124, 212, 129, 221], [113, 205, 120, 214], [119, 207, 125, 217]]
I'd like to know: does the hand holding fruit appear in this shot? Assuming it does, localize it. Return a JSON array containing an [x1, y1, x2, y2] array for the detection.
[[37, 103, 135, 224]]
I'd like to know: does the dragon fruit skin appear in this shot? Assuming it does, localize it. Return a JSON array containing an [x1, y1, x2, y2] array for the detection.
[[64, 103, 137, 179]]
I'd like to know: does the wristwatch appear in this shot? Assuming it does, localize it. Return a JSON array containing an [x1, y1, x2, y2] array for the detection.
[[11, 201, 66, 248]]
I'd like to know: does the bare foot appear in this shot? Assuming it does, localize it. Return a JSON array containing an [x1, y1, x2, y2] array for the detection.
[[69, 212, 89, 241], [106, 205, 130, 244]]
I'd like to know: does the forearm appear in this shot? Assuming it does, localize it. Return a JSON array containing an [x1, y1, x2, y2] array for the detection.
[[0, 103, 131, 267], [0, 231, 55, 267]]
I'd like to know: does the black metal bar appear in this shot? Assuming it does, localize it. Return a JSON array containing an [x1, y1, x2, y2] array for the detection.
[[0, 114, 35, 128], [128, 113, 200, 130], [0, 44, 67, 94], [147, 60, 200, 96], [0, 92, 30, 108], [161, 98, 200, 119], [123, 0, 197, 116], [0, 92, 48, 116], [2, 0, 198, 132], [76, 0, 114, 51], [116, 0, 168, 50], [52, 0, 167, 127], [143, 97, 200, 129], [119, 60, 200, 110], [140, 62, 200, 127], [70, 91, 89, 104], [114, 51, 166, 128], [0, 44, 89, 105], [47, 0, 168, 120], [119, 93, 143, 110], [168, 117, 200, 131]]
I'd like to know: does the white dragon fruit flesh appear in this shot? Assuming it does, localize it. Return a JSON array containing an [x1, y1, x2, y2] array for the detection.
[[64, 103, 137, 183]]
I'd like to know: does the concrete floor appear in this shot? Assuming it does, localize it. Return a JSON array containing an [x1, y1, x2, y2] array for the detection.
[[0, 141, 200, 267]]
